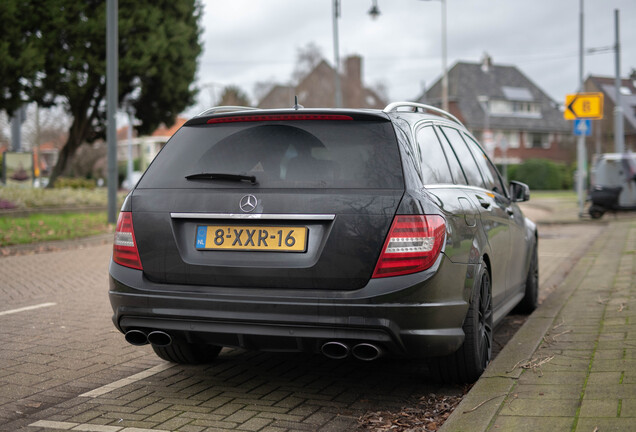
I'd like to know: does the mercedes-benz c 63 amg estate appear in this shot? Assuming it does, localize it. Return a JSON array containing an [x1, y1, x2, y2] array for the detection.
[[109, 102, 538, 383]]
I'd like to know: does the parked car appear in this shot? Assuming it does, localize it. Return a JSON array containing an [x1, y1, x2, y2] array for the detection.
[[588, 152, 636, 219], [109, 102, 537, 383]]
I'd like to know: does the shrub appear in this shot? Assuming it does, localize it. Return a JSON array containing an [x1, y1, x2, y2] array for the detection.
[[54, 177, 97, 189], [508, 159, 573, 190]]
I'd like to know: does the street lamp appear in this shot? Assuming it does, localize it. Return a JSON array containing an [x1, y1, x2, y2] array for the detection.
[[368, 0, 381, 20], [332, 0, 381, 108], [420, 0, 448, 112]]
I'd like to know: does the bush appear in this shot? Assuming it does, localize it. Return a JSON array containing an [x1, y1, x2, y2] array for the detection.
[[54, 177, 97, 189], [508, 159, 573, 190]]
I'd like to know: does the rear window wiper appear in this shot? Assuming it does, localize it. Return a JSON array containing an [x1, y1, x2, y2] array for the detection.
[[185, 172, 257, 184]]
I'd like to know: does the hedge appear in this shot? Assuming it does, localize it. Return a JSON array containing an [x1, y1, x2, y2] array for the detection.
[[506, 159, 574, 190]]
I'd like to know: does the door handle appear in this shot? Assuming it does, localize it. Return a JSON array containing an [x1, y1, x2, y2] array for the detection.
[[506, 207, 514, 216]]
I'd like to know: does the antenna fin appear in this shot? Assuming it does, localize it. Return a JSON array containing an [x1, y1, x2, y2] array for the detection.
[[293, 96, 304, 110]]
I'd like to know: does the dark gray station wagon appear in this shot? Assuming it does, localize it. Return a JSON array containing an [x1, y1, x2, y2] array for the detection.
[[109, 102, 538, 383]]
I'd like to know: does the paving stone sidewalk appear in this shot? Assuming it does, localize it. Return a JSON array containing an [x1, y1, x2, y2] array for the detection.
[[441, 218, 636, 432]]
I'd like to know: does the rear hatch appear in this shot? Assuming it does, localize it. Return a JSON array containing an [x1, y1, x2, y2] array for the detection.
[[132, 111, 405, 290]]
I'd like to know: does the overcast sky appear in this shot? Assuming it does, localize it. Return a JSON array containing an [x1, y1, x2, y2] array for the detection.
[[191, 0, 636, 112]]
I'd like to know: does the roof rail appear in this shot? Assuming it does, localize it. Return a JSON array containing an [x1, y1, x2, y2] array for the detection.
[[195, 106, 260, 117], [383, 102, 463, 126]]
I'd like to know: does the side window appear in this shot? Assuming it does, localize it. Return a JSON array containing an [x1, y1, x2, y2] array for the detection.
[[434, 127, 467, 185], [440, 126, 484, 188], [415, 125, 454, 184], [463, 133, 508, 196]]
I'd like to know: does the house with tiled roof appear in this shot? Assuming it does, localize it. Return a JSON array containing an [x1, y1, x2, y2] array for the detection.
[[584, 73, 636, 152], [117, 117, 187, 170], [419, 54, 573, 164], [258, 55, 386, 109]]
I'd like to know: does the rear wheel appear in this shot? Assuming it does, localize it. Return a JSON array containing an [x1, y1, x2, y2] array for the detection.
[[428, 265, 493, 383], [515, 242, 539, 314], [152, 342, 222, 364]]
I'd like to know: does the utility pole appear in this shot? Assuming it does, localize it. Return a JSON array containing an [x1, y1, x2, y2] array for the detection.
[[613, 9, 624, 153], [10, 106, 25, 152], [576, 0, 586, 218], [441, 0, 448, 112], [107, 0, 118, 224], [332, 0, 342, 108]]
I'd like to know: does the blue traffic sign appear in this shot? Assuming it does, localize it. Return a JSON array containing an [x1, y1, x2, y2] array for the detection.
[[573, 119, 592, 136]]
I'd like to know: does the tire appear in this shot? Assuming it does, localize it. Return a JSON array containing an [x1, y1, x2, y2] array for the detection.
[[428, 265, 493, 383], [515, 242, 539, 314], [152, 342, 222, 364], [589, 206, 605, 219]]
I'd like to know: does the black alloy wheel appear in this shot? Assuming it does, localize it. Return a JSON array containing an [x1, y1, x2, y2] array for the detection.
[[477, 270, 493, 372], [428, 265, 493, 383], [515, 242, 539, 314]]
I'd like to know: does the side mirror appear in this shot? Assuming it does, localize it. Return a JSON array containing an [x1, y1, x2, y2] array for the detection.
[[509, 181, 530, 202]]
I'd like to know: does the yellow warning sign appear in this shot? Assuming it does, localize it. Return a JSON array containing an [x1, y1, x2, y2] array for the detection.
[[564, 93, 604, 120]]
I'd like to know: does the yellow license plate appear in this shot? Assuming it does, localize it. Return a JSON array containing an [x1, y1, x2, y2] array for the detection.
[[195, 225, 308, 252]]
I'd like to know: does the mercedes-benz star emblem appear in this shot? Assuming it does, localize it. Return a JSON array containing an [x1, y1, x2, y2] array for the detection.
[[239, 195, 258, 213]]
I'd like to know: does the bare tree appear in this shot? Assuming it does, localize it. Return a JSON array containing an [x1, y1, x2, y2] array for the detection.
[[253, 79, 277, 104], [0, 104, 69, 151], [219, 85, 251, 106], [22, 104, 71, 150], [291, 42, 324, 85], [371, 80, 390, 104]]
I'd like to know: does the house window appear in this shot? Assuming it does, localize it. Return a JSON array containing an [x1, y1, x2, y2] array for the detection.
[[487, 99, 541, 118], [503, 131, 520, 149], [527, 133, 550, 149]]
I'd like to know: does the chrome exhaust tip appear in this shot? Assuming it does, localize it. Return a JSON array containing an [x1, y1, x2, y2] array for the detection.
[[124, 329, 148, 346], [351, 343, 383, 361], [147, 331, 172, 347], [321, 341, 350, 360]]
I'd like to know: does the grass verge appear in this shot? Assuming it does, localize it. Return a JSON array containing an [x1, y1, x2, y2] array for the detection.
[[0, 212, 113, 247]]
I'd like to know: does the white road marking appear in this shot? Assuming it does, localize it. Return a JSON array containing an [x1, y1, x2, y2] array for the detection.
[[29, 420, 173, 431], [79, 362, 174, 398], [0, 302, 56, 316]]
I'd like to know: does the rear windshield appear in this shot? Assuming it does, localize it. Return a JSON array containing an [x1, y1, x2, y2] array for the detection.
[[138, 120, 404, 189]]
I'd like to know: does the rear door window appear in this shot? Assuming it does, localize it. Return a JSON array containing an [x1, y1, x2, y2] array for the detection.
[[415, 125, 453, 184], [439, 126, 485, 188], [462, 133, 508, 196], [435, 127, 467, 185], [138, 120, 404, 189]]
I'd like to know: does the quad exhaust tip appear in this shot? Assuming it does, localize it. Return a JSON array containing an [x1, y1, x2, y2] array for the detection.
[[124, 329, 148, 346], [321, 341, 384, 361], [147, 331, 172, 347], [321, 341, 350, 360], [351, 343, 383, 361], [124, 330, 173, 347]]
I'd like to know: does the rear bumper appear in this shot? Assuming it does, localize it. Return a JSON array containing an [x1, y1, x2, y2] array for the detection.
[[109, 256, 474, 358]]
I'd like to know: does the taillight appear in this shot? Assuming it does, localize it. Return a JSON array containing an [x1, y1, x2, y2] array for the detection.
[[206, 114, 353, 124], [372, 215, 446, 278], [113, 211, 143, 270]]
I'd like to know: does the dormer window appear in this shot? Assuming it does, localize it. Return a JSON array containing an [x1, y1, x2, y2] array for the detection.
[[483, 86, 542, 118]]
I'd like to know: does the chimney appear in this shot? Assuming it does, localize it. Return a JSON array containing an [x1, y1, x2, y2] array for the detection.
[[481, 52, 493, 73], [343, 55, 363, 107], [345, 55, 362, 89]]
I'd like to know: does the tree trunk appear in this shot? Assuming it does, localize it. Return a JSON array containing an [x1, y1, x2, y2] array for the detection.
[[46, 115, 91, 188], [46, 92, 100, 188]]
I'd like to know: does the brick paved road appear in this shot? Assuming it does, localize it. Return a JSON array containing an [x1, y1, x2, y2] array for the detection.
[[0, 223, 604, 432]]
